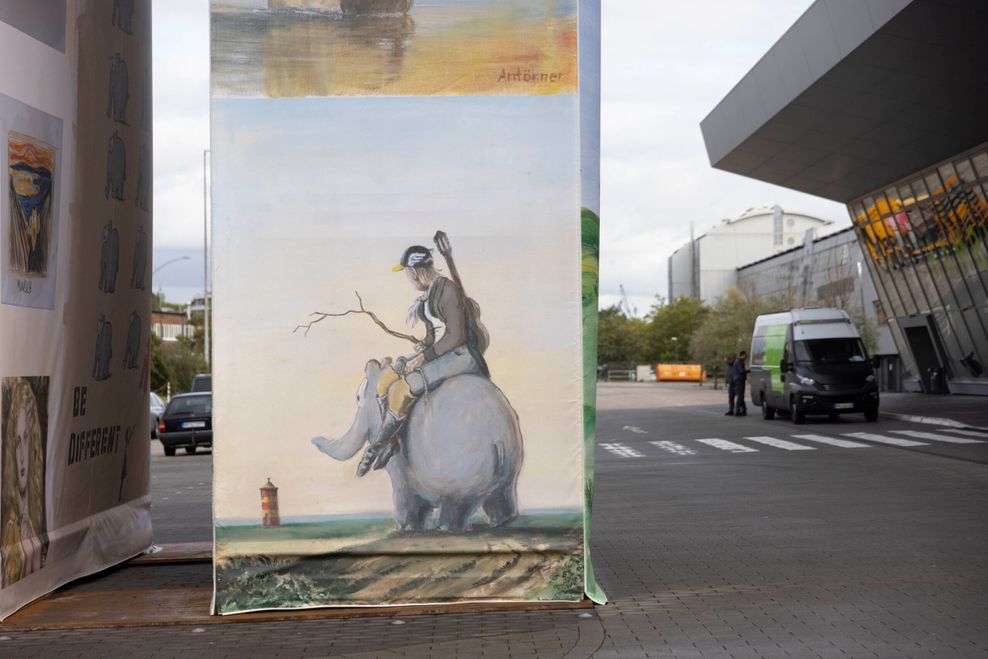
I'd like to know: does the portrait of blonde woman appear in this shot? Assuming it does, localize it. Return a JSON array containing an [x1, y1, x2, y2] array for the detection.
[[1, 377, 48, 588]]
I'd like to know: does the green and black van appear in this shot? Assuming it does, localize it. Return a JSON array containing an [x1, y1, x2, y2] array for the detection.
[[749, 308, 879, 424]]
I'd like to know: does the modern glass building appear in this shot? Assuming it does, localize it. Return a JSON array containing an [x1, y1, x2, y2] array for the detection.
[[701, 0, 988, 395]]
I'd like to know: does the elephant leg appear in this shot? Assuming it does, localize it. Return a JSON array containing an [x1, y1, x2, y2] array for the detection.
[[482, 481, 519, 528], [438, 498, 480, 534], [390, 467, 432, 533]]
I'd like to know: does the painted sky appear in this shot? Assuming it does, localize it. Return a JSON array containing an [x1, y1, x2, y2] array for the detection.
[[153, 0, 848, 311], [211, 94, 584, 519]]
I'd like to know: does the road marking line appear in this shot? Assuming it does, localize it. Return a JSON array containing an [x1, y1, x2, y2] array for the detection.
[[936, 428, 988, 439], [791, 434, 871, 448], [842, 432, 928, 447], [889, 430, 985, 445], [649, 440, 697, 456], [696, 438, 758, 453], [622, 425, 648, 434], [743, 436, 816, 451], [599, 442, 644, 458]]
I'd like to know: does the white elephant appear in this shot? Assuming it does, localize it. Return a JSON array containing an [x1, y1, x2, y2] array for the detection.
[[313, 358, 523, 533]]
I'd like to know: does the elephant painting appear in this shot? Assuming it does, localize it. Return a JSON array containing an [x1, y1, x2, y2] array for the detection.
[[93, 316, 113, 381], [105, 131, 126, 201], [123, 311, 142, 370], [135, 144, 150, 211], [112, 0, 135, 35], [131, 225, 147, 290], [313, 359, 523, 534], [107, 53, 128, 124], [99, 220, 119, 293]]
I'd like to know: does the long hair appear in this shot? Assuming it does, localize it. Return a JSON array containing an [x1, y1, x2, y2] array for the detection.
[[409, 263, 441, 288], [1, 378, 46, 586]]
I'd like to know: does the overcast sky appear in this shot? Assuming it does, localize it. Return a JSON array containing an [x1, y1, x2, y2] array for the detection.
[[151, 0, 848, 309]]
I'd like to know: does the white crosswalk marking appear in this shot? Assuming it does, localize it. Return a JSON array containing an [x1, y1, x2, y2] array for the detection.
[[696, 438, 758, 453], [650, 441, 696, 456], [889, 430, 985, 445], [600, 442, 644, 458], [791, 434, 871, 448], [843, 432, 928, 447], [743, 436, 816, 451], [936, 428, 988, 439]]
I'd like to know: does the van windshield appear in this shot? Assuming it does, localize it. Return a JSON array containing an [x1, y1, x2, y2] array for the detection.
[[794, 338, 867, 365]]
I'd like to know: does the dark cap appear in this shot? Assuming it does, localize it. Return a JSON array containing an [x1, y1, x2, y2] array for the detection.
[[392, 245, 433, 272]]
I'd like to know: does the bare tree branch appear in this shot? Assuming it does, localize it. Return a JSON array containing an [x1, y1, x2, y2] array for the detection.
[[293, 291, 418, 344]]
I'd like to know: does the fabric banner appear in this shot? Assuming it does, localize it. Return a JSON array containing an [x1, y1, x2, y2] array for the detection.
[[0, 1, 153, 620], [211, 0, 603, 612]]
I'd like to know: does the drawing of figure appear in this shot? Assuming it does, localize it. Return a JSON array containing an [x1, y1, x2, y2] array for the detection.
[[131, 225, 147, 290], [99, 220, 119, 293], [8, 133, 56, 277], [105, 131, 126, 201], [112, 0, 135, 35], [1, 377, 49, 587], [355, 233, 490, 477], [107, 53, 129, 124], [135, 144, 149, 211], [123, 311, 142, 370], [94, 315, 113, 381]]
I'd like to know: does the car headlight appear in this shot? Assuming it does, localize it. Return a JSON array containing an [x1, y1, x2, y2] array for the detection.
[[797, 374, 815, 385], [865, 374, 875, 383]]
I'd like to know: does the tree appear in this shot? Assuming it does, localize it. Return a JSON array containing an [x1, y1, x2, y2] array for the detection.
[[641, 296, 708, 362], [691, 288, 776, 379], [597, 305, 646, 365]]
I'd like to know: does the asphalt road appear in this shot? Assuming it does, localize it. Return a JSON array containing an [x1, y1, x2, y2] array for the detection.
[[5, 389, 987, 657]]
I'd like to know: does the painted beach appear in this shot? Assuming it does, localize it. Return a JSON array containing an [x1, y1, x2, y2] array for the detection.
[[214, 510, 584, 612]]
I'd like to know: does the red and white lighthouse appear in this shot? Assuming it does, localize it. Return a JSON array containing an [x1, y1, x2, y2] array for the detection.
[[260, 477, 281, 527]]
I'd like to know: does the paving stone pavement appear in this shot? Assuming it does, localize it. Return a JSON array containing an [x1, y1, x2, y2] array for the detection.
[[1, 383, 987, 657]]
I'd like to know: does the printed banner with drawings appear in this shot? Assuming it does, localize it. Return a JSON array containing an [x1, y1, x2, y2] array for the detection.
[[0, 1, 153, 620], [211, 0, 604, 613]]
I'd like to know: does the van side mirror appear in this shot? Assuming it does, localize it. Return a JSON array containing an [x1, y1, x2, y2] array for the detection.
[[779, 359, 789, 373], [870, 357, 880, 368]]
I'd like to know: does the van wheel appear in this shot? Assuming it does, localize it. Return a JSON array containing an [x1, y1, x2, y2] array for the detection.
[[790, 397, 805, 425], [164, 445, 176, 457], [185, 446, 197, 455], [761, 398, 775, 420], [864, 407, 879, 422], [828, 413, 839, 421]]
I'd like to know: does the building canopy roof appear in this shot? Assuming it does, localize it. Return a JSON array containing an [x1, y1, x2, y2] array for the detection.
[[701, 0, 988, 203]]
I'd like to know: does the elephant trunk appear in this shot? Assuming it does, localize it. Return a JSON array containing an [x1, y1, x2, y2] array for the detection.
[[312, 413, 371, 461]]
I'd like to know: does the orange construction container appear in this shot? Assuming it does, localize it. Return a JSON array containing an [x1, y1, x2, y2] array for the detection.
[[656, 364, 703, 382]]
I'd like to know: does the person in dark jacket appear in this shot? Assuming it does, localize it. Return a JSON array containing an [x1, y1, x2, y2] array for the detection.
[[724, 355, 736, 415], [729, 351, 749, 416]]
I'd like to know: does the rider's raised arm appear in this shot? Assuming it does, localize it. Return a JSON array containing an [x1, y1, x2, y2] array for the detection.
[[424, 280, 466, 360]]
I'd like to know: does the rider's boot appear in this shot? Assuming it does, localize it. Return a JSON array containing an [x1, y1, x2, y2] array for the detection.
[[357, 411, 404, 478]]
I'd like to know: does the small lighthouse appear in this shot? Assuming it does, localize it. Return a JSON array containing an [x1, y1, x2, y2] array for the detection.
[[260, 477, 281, 527]]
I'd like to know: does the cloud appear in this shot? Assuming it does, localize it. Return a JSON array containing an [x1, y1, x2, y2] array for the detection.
[[600, 0, 849, 307]]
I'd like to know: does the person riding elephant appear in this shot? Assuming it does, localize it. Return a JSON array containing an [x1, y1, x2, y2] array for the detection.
[[356, 243, 489, 477]]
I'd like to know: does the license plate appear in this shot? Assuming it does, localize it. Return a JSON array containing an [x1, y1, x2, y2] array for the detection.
[[834, 402, 854, 410], [182, 421, 206, 429]]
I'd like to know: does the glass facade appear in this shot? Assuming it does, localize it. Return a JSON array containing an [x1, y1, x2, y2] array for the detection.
[[850, 143, 988, 395]]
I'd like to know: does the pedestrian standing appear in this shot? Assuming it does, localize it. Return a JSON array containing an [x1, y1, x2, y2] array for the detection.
[[724, 355, 736, 415], [731, 350, 749, 416]]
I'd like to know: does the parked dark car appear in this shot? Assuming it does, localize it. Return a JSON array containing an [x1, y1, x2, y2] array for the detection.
[[191, 373, 212, 392], [158, 393, 212, 456]]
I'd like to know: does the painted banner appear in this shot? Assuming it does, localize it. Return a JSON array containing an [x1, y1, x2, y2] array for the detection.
[[0, 1, 153, 619], [211, 0, 603, 612]]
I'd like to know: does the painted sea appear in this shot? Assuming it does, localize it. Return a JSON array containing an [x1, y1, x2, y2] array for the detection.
[[211, 0, 578, 97]]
